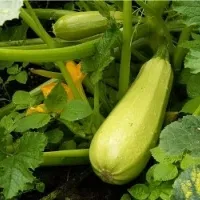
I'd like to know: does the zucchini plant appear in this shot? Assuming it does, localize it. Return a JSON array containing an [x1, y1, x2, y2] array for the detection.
[[0, 0, 200, 200]]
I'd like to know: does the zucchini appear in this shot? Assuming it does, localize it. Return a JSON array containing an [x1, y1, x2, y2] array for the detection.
[[89, 53, 173, 185], [53, 11, 123, 41]]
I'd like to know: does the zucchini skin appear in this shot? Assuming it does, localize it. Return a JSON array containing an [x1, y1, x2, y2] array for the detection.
[[89, 56, 173, 185], [53, 11, 122, 41], [53, 11, 108, 41]]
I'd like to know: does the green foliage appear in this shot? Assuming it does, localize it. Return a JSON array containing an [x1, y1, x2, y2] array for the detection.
[[181, 97, 200, 114], [180, 154, 200, 170], [15, 113, 51, 133], [12, 90, 35, 110], [153, 163, 178, 181], [151, 147, 182, 164], [44, 82, 68, 113], [172, 1, 200, 27], [186, 73, 200, 98], [82, 24, 121, 84], [159, 115, 200, 157], [128, 184, 150, 200], [0, 132, 47, 199], [45, 128, 64, 144], [6, 64, 28, 84], [60, 100, 93, 122], [172, 165, 200, 200]]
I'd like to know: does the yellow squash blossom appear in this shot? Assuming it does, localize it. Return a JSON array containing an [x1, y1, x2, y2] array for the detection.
[[26, 61, 86, 115]]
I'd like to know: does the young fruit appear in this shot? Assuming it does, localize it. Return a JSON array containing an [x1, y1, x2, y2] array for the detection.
[[53, 11, 122, 41]]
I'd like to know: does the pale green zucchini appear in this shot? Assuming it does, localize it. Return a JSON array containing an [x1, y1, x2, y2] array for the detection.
[[52, 11, 123, 41], [89, 55, 173, 185]]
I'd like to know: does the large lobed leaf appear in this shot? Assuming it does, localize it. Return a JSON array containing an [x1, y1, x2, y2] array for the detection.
[[0, 132, 47, 199], [159, 115, 200, 157]]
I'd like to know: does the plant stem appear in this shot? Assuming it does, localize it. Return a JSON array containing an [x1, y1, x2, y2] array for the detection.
[[0, 39, 98, 62], [135, 0, 173, 52], [173, 25, 193, 72], [118, 0, 132, 100], [30, 8, 75, 20], [0, 103, 15, 119], [20, 9, 44, 41], [24, 2, 56, 48], [41, 149, 89, 166], [93, 82, 101, 128], [21, 3, 82, 99]]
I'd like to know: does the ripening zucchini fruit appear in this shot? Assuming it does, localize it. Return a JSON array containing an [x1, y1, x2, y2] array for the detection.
[[53, 11, 123, 41], [89, 53, 174, 185]]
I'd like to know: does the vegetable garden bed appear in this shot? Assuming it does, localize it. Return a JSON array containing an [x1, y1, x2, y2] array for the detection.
[[0, 1, 200, 200]]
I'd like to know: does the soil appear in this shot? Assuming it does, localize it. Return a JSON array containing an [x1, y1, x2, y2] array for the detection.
[[19, 166, 128, 200]]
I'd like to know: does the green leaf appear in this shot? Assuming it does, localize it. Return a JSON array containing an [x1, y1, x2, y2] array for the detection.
[[128, 184, 150, 200], [15, 113, 51, 132], [59, 140, 77, 150], [148, 188, 161, 200], [178, 68, 192, 85], [82, 25, 121, 84], [0, 132, 47, 199], [45, 129, 64, 144], [0, 112, 23, 134], [159, 115, 200, 157], [186, 73, 200, 98], [172, 1, 200, 27], [151, 146, 182, 164], [153, 163, 178, 181], [15, 71, 28, 84], [172, 165, 200, 200], [146, 165, 161, 185], [7, 64, 20, 75], [60, 100, 93, 122], [0, 61, 13, 70], [12, 90, 33, 109], [181, 96, 200, 114], [120, 193, 132, 200], [181, 154, 200, 170], [160, 182, 173, 199], [44, 82, 68, 113], [185, 49, 200, 74]]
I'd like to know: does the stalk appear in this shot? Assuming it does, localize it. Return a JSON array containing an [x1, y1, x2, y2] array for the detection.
[[41, 149, 89, 166], [30, 8, 75, 20], [0, 39, 98, 62], [173, 25, 193, 72], [20, 3, 81, 99], [118, 0, 132, 100], [135, 0, 173, 52], [94, 83, 101, 128], [23, 2, 56, 48]]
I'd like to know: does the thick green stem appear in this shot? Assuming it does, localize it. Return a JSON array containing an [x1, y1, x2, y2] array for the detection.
[[24, 2, 56, 48], [21, 3, 81, 99], [173, 25, 193, 72], [136, 0, 173, 52], [20, 9, 44, 41], [94, 82, 101, 128], [0, 39, 98, 62], [30, 8, 75, 20], [41, 149, 89, 166], [118, 0, 132, 100]]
